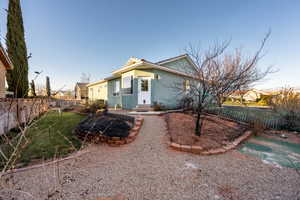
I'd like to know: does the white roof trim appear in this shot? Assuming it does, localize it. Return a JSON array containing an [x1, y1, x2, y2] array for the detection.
[[87, 79, 107, 87], [156, 54, 188, 65]]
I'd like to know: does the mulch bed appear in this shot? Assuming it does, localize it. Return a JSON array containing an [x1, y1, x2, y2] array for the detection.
[[165, 113, 247, 150], [74, 113, 134, 140]]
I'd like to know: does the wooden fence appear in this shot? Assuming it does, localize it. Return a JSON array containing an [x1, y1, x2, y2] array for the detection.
[[206, 106, 286, 130]]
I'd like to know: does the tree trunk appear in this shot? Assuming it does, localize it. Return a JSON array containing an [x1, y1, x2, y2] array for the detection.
[[217, 94, 224, 107], [195, 112, 202, 136]]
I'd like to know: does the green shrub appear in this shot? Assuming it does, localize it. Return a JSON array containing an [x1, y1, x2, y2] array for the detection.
[[87, 100, 107, 113], [153, 102, 165, 111]]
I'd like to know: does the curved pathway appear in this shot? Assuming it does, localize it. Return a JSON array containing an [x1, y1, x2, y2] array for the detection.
[[1, 116, 299, 200]]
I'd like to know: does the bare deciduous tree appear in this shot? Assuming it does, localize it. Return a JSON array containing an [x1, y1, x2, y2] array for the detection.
[[179, 31, 274, 136], [208, 31, 274, 107], [182, 41, 230, 136], [80, 73, 90, 83], [270, 87, 300, 130]]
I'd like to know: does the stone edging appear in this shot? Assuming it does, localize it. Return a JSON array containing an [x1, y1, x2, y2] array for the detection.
[[100, 117, 144, 146], [169, 130, 252, 155]]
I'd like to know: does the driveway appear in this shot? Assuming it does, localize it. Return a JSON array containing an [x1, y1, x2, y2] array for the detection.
[[1, 116, 299, 200]]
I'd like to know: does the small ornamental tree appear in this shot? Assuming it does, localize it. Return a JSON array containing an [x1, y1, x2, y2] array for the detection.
[[46, 76, 51, 97]]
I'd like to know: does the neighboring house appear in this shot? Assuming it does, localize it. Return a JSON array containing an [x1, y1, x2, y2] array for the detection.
[[87, 80, 107, 101], [74, 82, 88, 100], [0, 45, 13, 98], [87, 54, 196, 110], [229, 89, 272, 102], [243, 89, 271, 102], [53, 90, 74, 100]]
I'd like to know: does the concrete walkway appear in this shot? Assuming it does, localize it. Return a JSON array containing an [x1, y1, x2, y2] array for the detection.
[[1, 116, 300, 200]]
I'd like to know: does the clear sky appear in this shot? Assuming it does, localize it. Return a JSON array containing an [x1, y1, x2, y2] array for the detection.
[[0, 0, 299, 90]]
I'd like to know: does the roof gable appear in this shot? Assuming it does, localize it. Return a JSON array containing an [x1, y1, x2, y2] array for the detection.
[[158, 55, 196, 74]]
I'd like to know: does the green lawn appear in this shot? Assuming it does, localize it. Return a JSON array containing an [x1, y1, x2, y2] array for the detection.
[[223, 101, 269, 107], [1, 111, 85, 168]]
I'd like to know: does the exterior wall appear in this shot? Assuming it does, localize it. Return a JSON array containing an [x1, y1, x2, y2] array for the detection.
[[0, 60, 6, 98], [120, 69, 154, 109], [75, 86, 81, 100], [160, 58, 194, 74], [151, 69, 186, 109], [87, 82, 108, 101], [75, 84, 88, 100], [105, 60, 195, 110], [244, 90, 261, 102], [107, 78, 122, 107]]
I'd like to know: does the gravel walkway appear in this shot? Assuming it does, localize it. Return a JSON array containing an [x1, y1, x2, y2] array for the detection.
[[1, 116, 300, 200]]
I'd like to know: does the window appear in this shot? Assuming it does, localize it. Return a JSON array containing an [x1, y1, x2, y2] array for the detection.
[[183, 80, 190, 92], [113, 80, 120, 96], [90, 88, 94, 99], [122, 76, 133, 94], [141, 79, 149, 91]]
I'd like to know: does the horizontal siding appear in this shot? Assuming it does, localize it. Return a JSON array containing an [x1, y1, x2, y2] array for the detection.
[[107, 78, 122, 107]]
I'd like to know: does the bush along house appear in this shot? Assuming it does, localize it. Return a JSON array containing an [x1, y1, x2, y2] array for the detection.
[[87, 54, 196, 110]]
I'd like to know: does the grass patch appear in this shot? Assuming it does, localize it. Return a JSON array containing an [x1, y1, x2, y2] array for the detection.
[[1, 111, 85, 168]]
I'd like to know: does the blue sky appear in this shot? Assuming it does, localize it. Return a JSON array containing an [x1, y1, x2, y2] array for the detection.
[[0, 0, 299, 90]]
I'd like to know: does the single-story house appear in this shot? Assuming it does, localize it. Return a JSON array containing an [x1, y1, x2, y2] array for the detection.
[[229, 89, 272, 102], [243, 89, 272, 102], [0, 45, 13, 98], [74, 82, 88, 100], [87, 54, 196, 110]]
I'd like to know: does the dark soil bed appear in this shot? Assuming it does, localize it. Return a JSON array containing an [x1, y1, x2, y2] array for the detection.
[[165, 113, 247, 150], [74, 113, 134, 140]]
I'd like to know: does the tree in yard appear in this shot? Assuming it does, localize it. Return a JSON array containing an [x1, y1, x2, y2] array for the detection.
[[270, 87, 300, 131], [30, 79, 36, 96], [209, 31, 274, 107], [182, 41, 230, 136], [6, 0, 30, 97], [46, 76, 51, 97], [80, 72, 90, 83], [180, 31, 273, 136]]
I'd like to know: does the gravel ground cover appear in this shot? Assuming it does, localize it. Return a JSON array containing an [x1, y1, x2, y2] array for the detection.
[[0, 116, 299, 200]]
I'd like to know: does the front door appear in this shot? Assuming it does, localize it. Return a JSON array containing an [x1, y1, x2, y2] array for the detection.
[[138, 77, 151, 104]]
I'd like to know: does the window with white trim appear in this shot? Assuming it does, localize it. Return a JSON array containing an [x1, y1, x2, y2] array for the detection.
[[183, 80, 190, 92], [122, 76, 133, 94], [113, 80, 120, 96]]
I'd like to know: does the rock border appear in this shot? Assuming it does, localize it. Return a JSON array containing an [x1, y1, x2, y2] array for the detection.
[[169, 130, 252, 155], [96, 116, 144, 146]]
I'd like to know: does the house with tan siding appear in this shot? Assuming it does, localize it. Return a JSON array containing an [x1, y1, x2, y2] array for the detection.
[[0, 45, 13, 98], [74, 82, 88, 100]]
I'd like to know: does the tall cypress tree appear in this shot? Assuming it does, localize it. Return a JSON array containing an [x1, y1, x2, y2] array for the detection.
[[6, 0, 29, 98], [30, 80, 36, 96], [46, 76, 51, 97]]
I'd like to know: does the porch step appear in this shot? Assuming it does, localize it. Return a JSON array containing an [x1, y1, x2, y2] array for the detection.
[[133, 104, 154, 112]]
